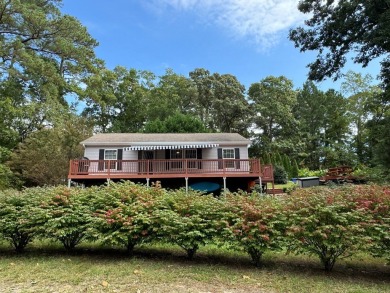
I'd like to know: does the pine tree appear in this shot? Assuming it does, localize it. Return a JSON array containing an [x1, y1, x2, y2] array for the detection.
[[292, 158, 299, 178]]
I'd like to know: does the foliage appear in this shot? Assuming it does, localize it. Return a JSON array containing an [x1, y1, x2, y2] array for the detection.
[[368, 114, 390, 170], [143, 112, 208, 133], [154, 190, 224, 259], [90, 181, 165, 254], [0, 188, 47, 252], [147, 68, 197, 123], [286, 187, 368, 271], [341, 71, 381, 165], [0, 147, 22, 189], [0, 181, 389, 272], [41, 186, 95, 250], [289, 1, 390, 85], [82, 67, 153, 133], [273, 165, 288, 184], [291, 159, 299, 178], [222, 193, 286, 266], [346, 185, 390, 263], [294, 82, 351, 169], [8, 116, 91, 186], [298, 168, 326, 178], [189, 68, 250, 134], [248, 76, 298, 155], [0, 0, 99, 142]]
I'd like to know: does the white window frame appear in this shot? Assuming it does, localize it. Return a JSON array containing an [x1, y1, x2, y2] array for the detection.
[[104, 149, 117, 170], [222, 148, 235, 168]]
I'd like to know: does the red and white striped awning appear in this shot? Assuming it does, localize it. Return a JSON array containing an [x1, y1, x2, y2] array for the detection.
[[124, 144, 219, 151]]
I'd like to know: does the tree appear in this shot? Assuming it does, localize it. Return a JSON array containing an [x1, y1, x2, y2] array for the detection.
[[0, 0, 100, 143], [211, 73, 250, 133], [294, 81, 351, 169], [189, 68, 214, 128], [290, 1, 390, 172], [9, 114, 92, 186], [341, 71, 382, 164], [147, 69, 197, 123], [143, 112, 208, 133], [0, 0, 100, 99], [82, 67, 153, 133], [248, 76, 298, 155], [289, 1, 390, 86]]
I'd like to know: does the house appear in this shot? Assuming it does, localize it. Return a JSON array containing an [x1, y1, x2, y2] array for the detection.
[[68, 133, 274, 193]]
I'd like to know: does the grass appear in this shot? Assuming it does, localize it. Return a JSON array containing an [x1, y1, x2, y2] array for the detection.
[[0, 241, 389, 293]]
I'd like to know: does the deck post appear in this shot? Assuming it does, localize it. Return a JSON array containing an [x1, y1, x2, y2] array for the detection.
[[67, 179, 71, 188], [107, 178, 110, 186], [223, 177, 227, 195], [258, 176, 262, 195], [185, 177, 189, 194], [146, 178, 150, 187]]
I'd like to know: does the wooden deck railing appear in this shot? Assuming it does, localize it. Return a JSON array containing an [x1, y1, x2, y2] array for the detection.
[[68, 159, 273, 180]]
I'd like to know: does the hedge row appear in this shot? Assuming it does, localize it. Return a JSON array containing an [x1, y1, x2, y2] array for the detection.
[[0, 182, 389, 271]]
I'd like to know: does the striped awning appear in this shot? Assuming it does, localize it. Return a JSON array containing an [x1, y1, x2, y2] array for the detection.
[[124, 144, 219, 151]]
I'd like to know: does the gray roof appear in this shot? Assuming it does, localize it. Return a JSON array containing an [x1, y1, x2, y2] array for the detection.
[[81, 133, 251, 146]]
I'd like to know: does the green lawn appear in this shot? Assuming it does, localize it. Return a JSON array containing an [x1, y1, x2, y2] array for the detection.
[[0, 242, 389, 293]]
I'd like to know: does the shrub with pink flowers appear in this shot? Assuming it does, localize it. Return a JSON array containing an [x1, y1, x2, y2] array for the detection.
[[221, 193, 287, 267], [0, 181, 389, 272]]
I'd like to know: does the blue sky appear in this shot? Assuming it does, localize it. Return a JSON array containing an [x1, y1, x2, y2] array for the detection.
[[61, 0, 382, 92]]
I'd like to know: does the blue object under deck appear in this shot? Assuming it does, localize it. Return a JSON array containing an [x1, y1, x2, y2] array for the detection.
[[189, 181, 221, 192]]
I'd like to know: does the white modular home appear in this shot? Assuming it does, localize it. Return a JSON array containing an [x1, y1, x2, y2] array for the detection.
[[68, 133, 273, 192]]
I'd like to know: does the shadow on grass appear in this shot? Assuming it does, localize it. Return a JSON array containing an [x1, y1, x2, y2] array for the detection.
[[0, 242, 389, 284]]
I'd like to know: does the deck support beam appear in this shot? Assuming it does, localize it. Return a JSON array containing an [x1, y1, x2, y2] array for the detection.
[[258, 176, 262, 195], [223, 177, 227, 195], [107, 178, 110, 186], [185, 177, 189, 194], [146, 178, 150, 187], [67, 179, 71, 188]]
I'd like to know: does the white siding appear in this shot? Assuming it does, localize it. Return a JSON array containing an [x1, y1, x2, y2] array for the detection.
[[84, 146, 138, 160], [84, 145, 248, 161], [203, 146, 249, 160]]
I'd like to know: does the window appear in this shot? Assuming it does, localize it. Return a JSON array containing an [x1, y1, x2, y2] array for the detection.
[[223, 148, 235, 168], [104, 149, 117, 169], [170, 149, 183, 169], [171, 149, 183, 159], [170, 149, 198, 169]]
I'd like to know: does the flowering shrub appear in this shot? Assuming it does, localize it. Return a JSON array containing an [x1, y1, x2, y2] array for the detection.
[[347, 185, 390, 263], [90, 181, 165, 254], [0, 188, 47, 252], [222, 193, 287, 266], [0, 181, 388, 271], [286, 187, 368, 271], [154, 189, 225, 259], [42, 186, 95, 250]]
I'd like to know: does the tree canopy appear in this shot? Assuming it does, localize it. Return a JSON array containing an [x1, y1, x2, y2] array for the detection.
[[289, 0, 390, 86], [1, 0, 390, 188]]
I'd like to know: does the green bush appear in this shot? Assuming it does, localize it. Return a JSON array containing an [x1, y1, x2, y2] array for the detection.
[[273, 165, 288, 184], [0, 181, 389, 271], [347, 185, 390, 263], [222, 193, 287, 266], [41, 186, 95, 250], [286, 187, 368, 271], [90, 181, 165, 254], [154, 189, 225, 259], [0, 188, 47, 252], [298, 168, 326, 177]]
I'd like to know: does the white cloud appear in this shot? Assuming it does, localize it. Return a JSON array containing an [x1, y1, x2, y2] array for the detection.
[[151, 0, 307, 50]]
